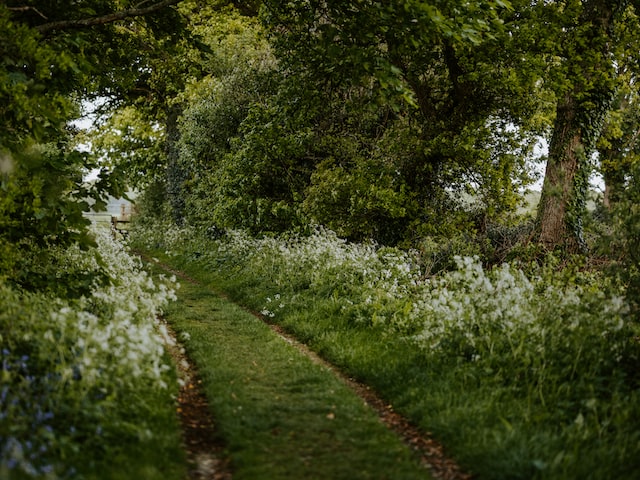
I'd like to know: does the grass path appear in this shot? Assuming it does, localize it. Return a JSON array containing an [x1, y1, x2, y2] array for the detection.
[[144, 256, 467, 480]]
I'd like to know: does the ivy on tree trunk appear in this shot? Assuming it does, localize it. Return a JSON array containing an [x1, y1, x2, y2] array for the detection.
[[534, 0, 621, 251]]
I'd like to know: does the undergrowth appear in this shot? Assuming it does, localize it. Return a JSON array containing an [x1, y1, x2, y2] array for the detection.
[[132, 220, 640, 479], [0, 228, 186, 479]]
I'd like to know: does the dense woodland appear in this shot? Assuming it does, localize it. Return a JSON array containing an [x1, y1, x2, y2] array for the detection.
[[2, 1, 640, 478], [1, 0, 640, 257], [2, 1, 640, 269]]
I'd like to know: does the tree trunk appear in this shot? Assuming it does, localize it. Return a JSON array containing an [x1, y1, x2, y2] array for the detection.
[[602, 157, 615, 211], [165, 103, 187, 226], [534, 0, 620, 250], [535, 94, 585, 249]]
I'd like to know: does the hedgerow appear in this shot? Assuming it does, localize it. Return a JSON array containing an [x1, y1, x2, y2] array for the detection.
[[0, 228, 180, 478], [132, 220, 640, 478]]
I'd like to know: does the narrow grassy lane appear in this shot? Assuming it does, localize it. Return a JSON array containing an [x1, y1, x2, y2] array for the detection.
[[152, 263, 433, 480]]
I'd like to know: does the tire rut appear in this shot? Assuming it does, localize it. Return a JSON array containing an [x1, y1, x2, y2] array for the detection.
[[161, 319, 233, 480]]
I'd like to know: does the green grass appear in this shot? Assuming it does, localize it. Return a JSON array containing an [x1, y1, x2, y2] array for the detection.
[[74, 381, 188, 480], [238, 298, 639, 480], [140, 244, 640, 480], [0, 275, 187, 480], [150, 263, 432, 480]]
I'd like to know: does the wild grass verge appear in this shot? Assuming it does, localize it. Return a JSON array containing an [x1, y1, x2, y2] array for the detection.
[[132, 222, 640, 480], [0, 228, 186, 479]]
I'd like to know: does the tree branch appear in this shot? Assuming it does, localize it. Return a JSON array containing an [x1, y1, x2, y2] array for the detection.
[[7, 6, 48, 20], [34, 0, 182, 35]]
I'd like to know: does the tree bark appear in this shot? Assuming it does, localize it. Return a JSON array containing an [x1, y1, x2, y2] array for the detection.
[[165, 103, 187, 226], [536, 94, 584, 249], [602, 148, 617, 210]]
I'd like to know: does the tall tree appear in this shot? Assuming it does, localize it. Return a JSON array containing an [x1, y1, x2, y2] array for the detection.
[[534, 0, 631, 250], [595, 6, 640, 209], [85, 2, 262, 224], [255, 0, 545, 241], [1, 0, 186, 182]]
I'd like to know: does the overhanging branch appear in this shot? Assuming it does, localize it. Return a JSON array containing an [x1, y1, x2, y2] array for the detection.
[[34, 0, 182, 35], [7, 6, 49, 20]]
